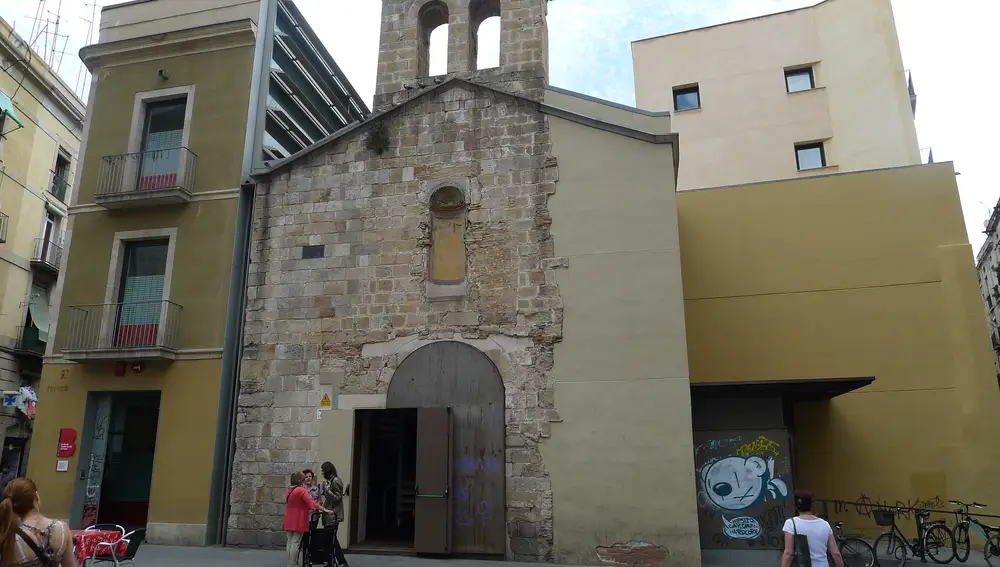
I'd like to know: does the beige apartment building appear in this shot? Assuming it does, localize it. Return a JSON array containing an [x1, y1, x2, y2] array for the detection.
[[632, 0, 922, 190], [0, 16, 85, 477]]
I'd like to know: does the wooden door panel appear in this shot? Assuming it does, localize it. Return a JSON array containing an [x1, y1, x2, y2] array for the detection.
[[414, 407, 453, 554]]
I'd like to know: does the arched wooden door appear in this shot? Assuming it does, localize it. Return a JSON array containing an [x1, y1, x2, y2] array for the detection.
[[387, 341, 505, 556]]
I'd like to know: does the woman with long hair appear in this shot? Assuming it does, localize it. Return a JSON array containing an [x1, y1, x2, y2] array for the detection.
[[0, 478, 76, 567], [319, 462, 348, 567]]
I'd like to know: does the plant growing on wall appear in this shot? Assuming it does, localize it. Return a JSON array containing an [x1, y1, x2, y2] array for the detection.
[[366, 120, 391, 155]]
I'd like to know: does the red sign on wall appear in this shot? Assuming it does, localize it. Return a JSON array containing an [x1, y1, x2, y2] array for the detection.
[[57, 429, 77, 457]]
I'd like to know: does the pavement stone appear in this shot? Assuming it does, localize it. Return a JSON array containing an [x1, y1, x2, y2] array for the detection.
[[131, 545, 767, 567]]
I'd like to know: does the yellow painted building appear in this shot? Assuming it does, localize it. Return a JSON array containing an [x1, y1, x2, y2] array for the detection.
[[0, 16, 84, 477], [679, 163, 1000, 562], [25, 0, 368, 547]]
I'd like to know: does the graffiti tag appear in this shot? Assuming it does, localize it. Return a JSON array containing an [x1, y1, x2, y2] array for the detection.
[[722, 516, 761, 540], [736, 436, 780, 458], [695, 437, 741, 459]]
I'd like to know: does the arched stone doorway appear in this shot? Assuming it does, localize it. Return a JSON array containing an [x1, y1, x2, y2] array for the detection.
[[386, 340, 506, 556]]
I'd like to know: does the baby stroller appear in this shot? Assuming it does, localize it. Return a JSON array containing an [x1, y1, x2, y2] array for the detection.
[[301, 511, 345, 567]]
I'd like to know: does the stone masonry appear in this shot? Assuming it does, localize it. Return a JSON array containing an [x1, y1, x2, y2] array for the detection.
[[228, 81, 564, 561]]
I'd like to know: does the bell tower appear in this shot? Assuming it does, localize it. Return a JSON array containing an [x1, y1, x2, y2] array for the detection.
[[374, 0, 549, 107]]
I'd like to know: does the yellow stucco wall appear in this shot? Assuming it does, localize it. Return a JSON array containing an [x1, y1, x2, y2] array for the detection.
[[544, 115, 700, 565], [632, 0, 920, 190], [76, 46, 253, 204], [678, 163, 1000, 535], [26, 358, 222, 525], [53, 201, 238, 353]]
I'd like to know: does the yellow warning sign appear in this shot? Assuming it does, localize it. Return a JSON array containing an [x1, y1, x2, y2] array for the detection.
[[320, 394, 332, 408]]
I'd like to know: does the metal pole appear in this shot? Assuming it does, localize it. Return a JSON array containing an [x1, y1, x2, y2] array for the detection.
[[205, 0, 276, 546]]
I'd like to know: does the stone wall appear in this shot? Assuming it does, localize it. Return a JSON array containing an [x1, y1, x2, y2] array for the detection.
[[229, 82, 563, 560]]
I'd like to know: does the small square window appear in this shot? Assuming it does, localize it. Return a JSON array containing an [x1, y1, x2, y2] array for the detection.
[[785, 67, 815, 93], [673, 85, 701, 111], [302, 244, 325, 259], [795, 142, 826, 170]]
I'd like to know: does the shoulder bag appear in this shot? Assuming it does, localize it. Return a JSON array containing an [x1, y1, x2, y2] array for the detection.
[[16, 527, 58, 567], [791, 518, 813, 567]]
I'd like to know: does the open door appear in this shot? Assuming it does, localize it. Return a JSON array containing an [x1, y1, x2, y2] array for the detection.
[[413, 407, 453, 554]]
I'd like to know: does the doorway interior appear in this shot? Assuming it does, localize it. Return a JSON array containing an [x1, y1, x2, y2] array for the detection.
[[350, 408, 418, 550], [96, 391, 161, 531]]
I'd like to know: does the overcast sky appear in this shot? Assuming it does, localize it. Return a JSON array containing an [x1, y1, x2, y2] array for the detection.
[[2, 0, 997, 252]]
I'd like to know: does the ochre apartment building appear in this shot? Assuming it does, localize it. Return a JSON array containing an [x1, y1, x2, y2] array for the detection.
[[225, 0, 1000, 566], [632, 0, 923, 190], [27, 0, 367, 547], [0, 16, 84, 479]]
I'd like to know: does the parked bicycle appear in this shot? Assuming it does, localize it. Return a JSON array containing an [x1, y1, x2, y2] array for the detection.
[[832, 520, 876, 567], [949, 500, 1000, 565], [873, 506, 956, 565]]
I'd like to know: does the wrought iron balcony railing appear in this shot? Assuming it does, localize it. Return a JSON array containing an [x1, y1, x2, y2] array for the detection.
[[14, 325, 45, 356], [31, 237, 62, 272], [50, 172, 69, 202], [62, 300, 182, 358], [95, 147, 197, 207]]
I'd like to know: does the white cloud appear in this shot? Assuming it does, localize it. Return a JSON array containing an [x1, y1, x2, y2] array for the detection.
[[1, 0, 994, 251]]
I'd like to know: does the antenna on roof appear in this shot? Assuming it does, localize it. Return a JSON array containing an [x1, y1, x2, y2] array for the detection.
[[75, 0, 99, 99]]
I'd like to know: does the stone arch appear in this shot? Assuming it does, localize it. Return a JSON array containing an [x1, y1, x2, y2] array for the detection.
[[416, 0, 451, 77], [386, 340, 506, 555], [469, 0, 501, 70]]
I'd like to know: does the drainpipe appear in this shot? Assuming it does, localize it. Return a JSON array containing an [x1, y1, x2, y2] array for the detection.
[[205, 0, 276, 547]]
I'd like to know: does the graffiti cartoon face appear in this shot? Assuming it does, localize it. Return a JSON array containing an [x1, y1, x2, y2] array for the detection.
[[700, 456, 788, 512]]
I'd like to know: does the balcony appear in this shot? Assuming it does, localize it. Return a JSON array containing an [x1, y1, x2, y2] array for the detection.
[[13, 325, 45, 358], [95, 147, 197, 209], [61, 300, 182, 361], [31, 238, 62, 275], [0, 211, 8, 243], [50, 172, 69, 202]]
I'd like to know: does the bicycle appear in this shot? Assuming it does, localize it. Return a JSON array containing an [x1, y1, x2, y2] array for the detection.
[[873, 507, 956, 566], [949, 499, 1000, 565], [832, 520, 876, 567]]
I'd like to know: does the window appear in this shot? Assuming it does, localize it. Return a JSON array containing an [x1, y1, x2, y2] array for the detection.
[[418, 1, 450, 77], [785, 67, 815, 93], [795, 142, 826, 171], [302, 244, 325, 259], [51, 152, 71, 202], [116, 239, 169, 347], [138, 98, 187, 190], [673, 85, 701, 111], [429, 187, 467, 284]]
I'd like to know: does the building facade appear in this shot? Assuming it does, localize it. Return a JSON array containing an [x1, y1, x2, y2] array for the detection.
[[975, 201, 1000, 375], [26, 0, 367, 546], [0, 17, 85, 479], [228, 2, 1000, 566], [632, 0, 923, 190], [229, 0, 700, 562]]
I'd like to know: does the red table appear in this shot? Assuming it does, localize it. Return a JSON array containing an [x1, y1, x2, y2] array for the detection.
[[70, 530, 128, 565]]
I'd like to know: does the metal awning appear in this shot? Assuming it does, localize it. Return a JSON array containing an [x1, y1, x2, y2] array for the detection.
[[0, 91, 25, 129], [691, 376, 875, 402]]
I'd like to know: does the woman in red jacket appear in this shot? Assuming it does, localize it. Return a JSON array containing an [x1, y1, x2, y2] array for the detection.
[[284, 471, 330, 567]]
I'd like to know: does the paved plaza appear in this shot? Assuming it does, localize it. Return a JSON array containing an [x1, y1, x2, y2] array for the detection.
[[130, 545, 770, 567]]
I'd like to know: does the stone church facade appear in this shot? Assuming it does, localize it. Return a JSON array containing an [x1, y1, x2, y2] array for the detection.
[[228, 0, 699, 564]]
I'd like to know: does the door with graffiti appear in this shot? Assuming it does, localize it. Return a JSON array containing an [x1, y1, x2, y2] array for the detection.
[[693, 430, 794, 550], [81, 395, 112, 529]]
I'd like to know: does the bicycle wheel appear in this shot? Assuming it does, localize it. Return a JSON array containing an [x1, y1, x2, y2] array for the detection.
[[839, 537, 876, 567], [986, 536, 1000, 567], [954, 522, 971, 562], [924, 523, 956, 564], [874, 532, 908, 567]]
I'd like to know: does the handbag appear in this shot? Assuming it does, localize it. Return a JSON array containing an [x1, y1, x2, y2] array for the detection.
[[16, 528, 58, 567], [791, 518, 813, 567]]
